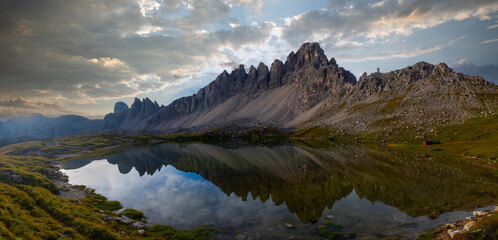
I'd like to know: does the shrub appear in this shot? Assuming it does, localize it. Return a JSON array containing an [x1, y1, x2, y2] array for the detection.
[[121, 208, 144, 220]]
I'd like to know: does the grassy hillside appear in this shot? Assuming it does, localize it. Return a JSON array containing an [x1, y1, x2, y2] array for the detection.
[[0, 134, 211, 240]]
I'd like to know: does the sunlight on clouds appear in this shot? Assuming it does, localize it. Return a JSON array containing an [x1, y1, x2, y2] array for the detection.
[[481, 38, 498, 44], [138, 0, 162, 16], [338, 35, 466, 62], [457, 58, 467, 65], [135, 25, 164, 35], [88, 58, 129, 70]]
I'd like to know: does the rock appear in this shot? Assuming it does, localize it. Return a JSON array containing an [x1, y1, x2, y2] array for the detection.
[[60, 234, 68, 238], [447, 229, 463, 238], [101, 214, 111, 222], [285, 223, 295, 229], [235, 234, 246, 240], [443, 224, 456, 229], [11, 175, 23, 183], [114, 101, 129, 114], [473, 211, 487, 217], [269, 59, 284, 88], [326, 215, 334, 219], [114, 217, 133, 224], [132, 221, 145, 229], [463, 221, 475, 231], [494, 206, 498, 213], [465, 216, 473, 221], [137, 229, 145, 235]]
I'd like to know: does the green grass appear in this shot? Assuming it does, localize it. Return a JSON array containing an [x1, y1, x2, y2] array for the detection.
[[0, 133, 212, 240], [388, 115, 498, 159], [466, 213, 498, 240], [122, 208, 144, 220], [289, 126, 336, 139]]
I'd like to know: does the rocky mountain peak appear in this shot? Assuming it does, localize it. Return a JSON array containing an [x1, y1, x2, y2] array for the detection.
[[288, 42, 328, 70], [114, 101, 129, 114], [130, 97, 161, 117], [404, 61, 453, 77]]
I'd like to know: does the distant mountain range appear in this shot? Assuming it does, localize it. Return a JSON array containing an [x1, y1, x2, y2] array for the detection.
[[0, 114, 102, 138], [1, 42, 497, 138]]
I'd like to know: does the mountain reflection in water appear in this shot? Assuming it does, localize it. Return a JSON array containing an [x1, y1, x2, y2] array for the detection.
[[62, 143, 498, 239]]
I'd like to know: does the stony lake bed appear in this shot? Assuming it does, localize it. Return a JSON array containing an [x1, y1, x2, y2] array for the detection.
[[60, 142, 498, 239]]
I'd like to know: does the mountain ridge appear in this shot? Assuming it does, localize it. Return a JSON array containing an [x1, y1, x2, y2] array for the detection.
[[0, 114, 102, 138], [1, 42, 497, 138], [103, 42, 497, 134]]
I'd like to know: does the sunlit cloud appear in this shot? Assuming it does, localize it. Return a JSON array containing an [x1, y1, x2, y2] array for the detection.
[[481, 38, 498, 44]]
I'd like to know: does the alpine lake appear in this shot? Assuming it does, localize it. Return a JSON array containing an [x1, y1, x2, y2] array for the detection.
[[61, 141, 498, 239]]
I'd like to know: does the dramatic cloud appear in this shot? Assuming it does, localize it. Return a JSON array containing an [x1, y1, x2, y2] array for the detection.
[[282, 0, 498, 48], [0, 98, 82, 119], [0, 98, 63, 110], [0, 0, 275, 105]]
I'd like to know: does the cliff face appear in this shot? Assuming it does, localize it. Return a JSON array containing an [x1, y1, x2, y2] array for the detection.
[[104, 42, 357, 131]]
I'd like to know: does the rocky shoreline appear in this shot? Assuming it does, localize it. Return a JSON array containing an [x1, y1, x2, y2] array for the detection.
[[420, 207, 498, 239]]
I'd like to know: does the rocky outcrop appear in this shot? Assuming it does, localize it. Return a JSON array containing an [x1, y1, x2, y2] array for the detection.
[[0, 114, 103, 138], [104, 97, 162, 130], [114, 102, 129, 114], [310, 61, 498, 134]]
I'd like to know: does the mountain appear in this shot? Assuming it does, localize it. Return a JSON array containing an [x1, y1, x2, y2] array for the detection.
[[104, 42, 357, 131], [308, 61, 497, 134], [0, 114, 102, 138], [113, 101, 129, 114], [104, 42, 497, 133]]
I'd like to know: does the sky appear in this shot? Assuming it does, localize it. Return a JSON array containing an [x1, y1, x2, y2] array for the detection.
[[0, 0, 497, 120]]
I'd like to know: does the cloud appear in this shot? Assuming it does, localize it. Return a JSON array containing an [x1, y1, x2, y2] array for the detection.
[[337, 35, 466, 62], [230, 0, 264, 11], [0, 98, 63, 110], [0, 0, 274, 106], [453, 63, 498, 84], [175, 0, 231, 30], [488, 24, 498, 29], [481, 38, 498, 44], [281, 0, 498, 48], [0, 98, 84, 119]]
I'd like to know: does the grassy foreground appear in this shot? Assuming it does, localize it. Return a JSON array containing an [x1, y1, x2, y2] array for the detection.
[[0, 134, 212, 239]]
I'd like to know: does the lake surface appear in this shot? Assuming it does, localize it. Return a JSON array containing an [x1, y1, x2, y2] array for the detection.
[[61, 142, 498, 239]]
